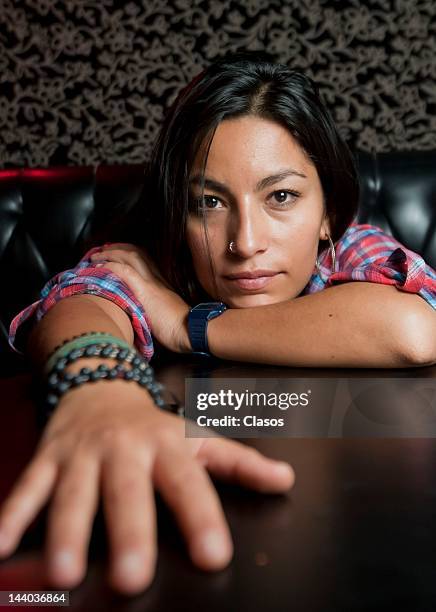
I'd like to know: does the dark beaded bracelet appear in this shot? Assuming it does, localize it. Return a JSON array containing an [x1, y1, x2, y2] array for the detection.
[[39, 342, 184, 425], [48, 343, 141, 377], [45, 363, 165, 410]]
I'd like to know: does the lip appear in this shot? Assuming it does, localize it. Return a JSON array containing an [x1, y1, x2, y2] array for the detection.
[[224, 270, 281, 291], [225, 270, 279, 280]]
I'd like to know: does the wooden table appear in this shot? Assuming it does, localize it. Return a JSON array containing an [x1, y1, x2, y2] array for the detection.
[[0, 358, 435, 611]]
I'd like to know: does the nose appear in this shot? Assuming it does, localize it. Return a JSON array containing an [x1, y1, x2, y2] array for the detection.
[[229, 202, 268, 258]]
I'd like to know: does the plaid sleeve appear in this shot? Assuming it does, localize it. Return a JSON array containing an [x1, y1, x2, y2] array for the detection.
[[326, 223, 436, 309], [8, 244, 154, 360]]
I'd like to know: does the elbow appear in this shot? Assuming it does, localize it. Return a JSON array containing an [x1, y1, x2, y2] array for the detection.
[[405, 347, 436, 368], [398, 310, 436, 367]]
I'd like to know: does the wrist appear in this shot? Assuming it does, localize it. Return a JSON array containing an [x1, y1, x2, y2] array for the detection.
[[146, 285, 191, 354], [37, 345, 169, 424], [46, 377, 160, 425], [177, 305, 192, 353], [187, 302, 228, 356]]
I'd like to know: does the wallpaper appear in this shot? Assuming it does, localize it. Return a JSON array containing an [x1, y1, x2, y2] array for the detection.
[[1, 0, 436, 167]]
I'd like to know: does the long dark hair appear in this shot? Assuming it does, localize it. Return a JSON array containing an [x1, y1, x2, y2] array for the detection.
[[110, 52, 359, 304]]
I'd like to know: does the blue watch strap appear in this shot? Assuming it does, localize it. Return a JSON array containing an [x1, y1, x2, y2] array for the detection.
[[188, 302, 227, 355]]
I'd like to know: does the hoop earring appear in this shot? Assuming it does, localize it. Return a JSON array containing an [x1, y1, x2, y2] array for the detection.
[[228, 241, 237, 254], [315, 234, 336, 275]]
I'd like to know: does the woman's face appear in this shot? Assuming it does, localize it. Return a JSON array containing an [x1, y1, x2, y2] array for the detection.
[[186, 115, 330, 308]]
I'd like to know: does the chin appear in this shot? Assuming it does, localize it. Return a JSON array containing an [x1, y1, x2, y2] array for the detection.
[[224, 293, 289, 308]]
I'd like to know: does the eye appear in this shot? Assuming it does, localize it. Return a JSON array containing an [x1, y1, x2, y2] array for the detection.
[[268, 190, 301, 208], [203, 195, 223, 209], [191, 194, 224, 212]]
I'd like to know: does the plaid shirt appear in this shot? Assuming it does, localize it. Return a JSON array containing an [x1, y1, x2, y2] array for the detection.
[[8, 221, 436, 361]]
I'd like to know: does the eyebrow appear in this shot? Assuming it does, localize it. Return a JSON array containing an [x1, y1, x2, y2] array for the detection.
[[189, 168, 307, 196]]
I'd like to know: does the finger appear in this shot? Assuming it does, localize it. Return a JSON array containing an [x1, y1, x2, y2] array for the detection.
[[94, 262, 149, 303], [90, 247, 157, 273], [198, 438, 295, 493], [90, 251, 121, 261], [97, 243, 149, 257], [90, 250, 136, 263], [91, 260, 131, 278], [97, 261, 141, 289], [45, 453, 100, 588], [101, 446, 156, 595], [91, 261, 132, 281], [90, 249, 166, 285], [0, 458, 58, 557], [154, 444, 233, 572], [91, 243, 128, 255], [90, 254, 148, 283], [100, 243, 133, 251]]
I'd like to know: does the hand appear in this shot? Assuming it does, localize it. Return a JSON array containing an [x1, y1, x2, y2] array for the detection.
[[0, 382, 295, 596], [89, 243, 192, 353]]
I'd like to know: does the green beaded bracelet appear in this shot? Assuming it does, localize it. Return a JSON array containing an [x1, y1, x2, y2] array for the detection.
[[44, 332, 133, 376]]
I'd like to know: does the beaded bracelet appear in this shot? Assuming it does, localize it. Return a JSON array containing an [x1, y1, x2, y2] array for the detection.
[[46, 331, 111, 360], [46, 341, 139, 376], [39, 341, 185, 424], [45, 362, 164, 410], [44, 332, 132, 376]]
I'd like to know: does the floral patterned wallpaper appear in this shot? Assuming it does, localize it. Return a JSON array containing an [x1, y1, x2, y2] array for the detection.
[[1, 0, 435, 167]]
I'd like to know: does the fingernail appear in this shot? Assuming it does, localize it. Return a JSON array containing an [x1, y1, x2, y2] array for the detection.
[[116, 551, 144, 581], [273, 461, 295, 488], [274, 461, 292, 476], [197, 530, 229, 565], [52, 549, 76, 574], [0, 529, 12, 554]]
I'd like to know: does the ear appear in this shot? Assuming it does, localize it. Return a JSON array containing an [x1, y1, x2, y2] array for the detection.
[[319, 214, 332, 241]]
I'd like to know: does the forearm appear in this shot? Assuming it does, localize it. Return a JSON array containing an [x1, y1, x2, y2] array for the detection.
[[26, 294, 135, 376], [26, 293, 162, 422], [208, 282, 436, 368]]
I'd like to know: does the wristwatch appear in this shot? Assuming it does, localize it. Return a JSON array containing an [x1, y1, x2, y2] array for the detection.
[[188, 302, 227, 356]]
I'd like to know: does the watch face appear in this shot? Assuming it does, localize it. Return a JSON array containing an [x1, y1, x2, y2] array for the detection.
[[193, 302, 226, 313]]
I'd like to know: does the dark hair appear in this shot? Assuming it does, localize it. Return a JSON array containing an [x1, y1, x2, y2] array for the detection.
[[118, 52, 359, 304]]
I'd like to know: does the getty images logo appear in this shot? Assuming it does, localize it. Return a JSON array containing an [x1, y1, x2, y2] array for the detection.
[[196, 389, 312, 411]]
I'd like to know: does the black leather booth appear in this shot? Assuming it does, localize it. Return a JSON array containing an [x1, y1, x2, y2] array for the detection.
[[1, 152, 435, 376]]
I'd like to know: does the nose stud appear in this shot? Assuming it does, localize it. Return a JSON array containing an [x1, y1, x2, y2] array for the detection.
[[228, 241, 237, 254]]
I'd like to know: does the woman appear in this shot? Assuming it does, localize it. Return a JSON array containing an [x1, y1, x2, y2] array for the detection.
[[2, 53, 436, 596]]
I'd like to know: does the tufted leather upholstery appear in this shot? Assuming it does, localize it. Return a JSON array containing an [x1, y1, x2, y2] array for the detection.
[[1, 152, 435, 375], [356, 151, 436, 267]]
